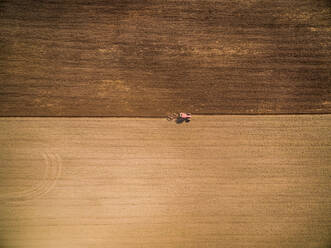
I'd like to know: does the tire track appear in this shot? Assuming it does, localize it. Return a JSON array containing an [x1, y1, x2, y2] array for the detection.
[[0, 152, 62, 201]]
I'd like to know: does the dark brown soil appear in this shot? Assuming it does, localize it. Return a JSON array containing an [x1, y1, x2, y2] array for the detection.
[[0, 0, 330, 116]]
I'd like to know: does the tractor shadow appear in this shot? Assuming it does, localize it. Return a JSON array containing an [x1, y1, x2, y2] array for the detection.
[[175, 117, 190, 124]]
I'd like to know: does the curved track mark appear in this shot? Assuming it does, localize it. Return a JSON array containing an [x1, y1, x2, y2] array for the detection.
[[0, 152, 62, 201]]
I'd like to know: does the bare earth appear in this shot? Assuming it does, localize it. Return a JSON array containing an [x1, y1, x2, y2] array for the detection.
[[1, 0, 330, 116], [0, 115, 330, 247]]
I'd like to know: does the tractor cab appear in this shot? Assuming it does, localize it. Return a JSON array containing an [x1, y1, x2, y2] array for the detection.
[[179, 113, 192, 119]]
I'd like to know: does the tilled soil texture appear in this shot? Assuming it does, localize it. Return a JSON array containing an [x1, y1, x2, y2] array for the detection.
[[0, 0, 330, 116], [0, 115, 330, 247]]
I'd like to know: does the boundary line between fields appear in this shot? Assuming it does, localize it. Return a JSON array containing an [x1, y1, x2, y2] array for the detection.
[[0, 112, 330, 118]]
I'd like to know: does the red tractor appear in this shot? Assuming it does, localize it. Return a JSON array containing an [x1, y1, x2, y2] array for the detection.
[[167, 112, 192, 123]]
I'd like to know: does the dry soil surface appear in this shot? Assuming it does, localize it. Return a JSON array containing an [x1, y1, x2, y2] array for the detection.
[[0, 115, 330, 247]]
